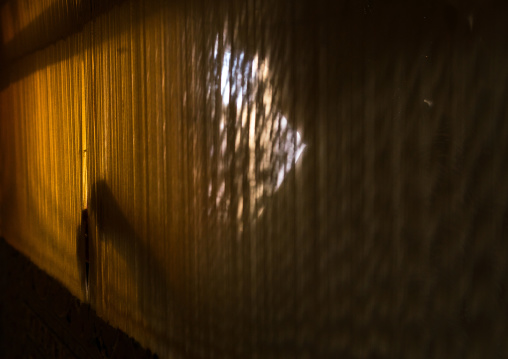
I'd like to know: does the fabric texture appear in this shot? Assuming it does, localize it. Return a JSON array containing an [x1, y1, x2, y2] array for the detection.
[[1, 0, 508, 358]]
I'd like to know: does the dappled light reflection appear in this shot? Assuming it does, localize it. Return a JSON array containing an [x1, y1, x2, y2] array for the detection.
[[210, 37, 306, 223]]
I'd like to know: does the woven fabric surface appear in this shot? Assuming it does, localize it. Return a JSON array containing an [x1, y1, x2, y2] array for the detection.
[[1, 0, 508, 358]]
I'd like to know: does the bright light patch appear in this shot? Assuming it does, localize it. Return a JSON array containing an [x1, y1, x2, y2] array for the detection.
[[211, 39, 306, 222]]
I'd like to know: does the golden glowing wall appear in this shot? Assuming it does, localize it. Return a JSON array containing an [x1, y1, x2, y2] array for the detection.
[[2, 0, 508, 358], [0, 21, 90, 299]]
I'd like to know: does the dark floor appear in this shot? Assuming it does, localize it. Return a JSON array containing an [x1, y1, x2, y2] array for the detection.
[[0, 237, 156, 358]]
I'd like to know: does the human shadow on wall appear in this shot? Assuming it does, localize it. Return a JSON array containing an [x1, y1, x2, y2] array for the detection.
[[76, 180, 193, 357], [76, 209, 89, 302]]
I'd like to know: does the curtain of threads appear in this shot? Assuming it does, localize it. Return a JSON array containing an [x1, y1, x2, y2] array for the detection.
[[0, 0, 90, 298], [2, 0, 508, 358]]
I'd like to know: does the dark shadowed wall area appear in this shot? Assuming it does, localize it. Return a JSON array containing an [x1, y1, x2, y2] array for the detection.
[[1, 0, 508, 358]]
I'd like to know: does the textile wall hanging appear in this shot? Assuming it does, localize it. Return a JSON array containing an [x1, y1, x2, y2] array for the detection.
[[2, 0, 508, 357]]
